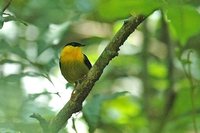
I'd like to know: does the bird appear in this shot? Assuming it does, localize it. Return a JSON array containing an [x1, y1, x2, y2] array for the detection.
[[59, 42, 92, 85]]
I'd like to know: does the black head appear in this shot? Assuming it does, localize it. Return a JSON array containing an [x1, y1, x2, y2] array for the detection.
[[65, 42, 85, 47]]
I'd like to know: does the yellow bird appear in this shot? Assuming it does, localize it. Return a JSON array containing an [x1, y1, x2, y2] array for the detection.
[[59, 42, 92, 84]]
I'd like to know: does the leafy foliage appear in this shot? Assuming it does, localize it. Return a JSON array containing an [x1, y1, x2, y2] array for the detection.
[[83, 92, 128, 133], [0, 0, 200, 133]]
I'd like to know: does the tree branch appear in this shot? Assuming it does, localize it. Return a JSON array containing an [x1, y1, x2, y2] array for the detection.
[[34, 14, 151, 133], [48, 15, 148, 133]]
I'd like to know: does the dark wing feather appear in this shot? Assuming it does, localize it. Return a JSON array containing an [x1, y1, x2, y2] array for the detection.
[[83, 54, 92, 69], [59, 59, 62, 70]]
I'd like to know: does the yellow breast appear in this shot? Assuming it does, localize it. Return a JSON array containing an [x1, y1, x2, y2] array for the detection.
[[60, 46, 84, 63], [59, 45, 89, 83]]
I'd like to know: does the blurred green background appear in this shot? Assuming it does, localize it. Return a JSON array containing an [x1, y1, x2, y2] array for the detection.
[[0, 0, 200, 133]]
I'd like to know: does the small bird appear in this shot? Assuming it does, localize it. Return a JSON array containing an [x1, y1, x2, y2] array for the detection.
[[59, 42, 92, 84]]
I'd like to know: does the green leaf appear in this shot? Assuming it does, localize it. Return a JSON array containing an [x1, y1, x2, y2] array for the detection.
[[148, 60, 167, 78], [10, 46, 27, 59], [0, 40, 10, 53], [83, 91, 128, 133], [0, 59, 25, 65], [96, 0, 161, 21], [83, 94, 105, 133], [165, 5, 200, 45], [101, 94, 141, 125]]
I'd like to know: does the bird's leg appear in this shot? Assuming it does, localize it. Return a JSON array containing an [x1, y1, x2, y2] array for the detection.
[[72, 81, 79, 94], [72, 80, 82, 94], [72, 75, 87, 94]]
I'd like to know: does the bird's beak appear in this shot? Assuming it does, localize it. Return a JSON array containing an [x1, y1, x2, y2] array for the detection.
[[80, 44, 85, 47]]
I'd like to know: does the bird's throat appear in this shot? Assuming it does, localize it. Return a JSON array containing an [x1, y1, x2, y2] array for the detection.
[[60, 46, 84, 62]]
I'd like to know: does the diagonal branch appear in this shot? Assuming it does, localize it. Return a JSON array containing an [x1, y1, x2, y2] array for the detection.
[[40, 13, 152, 133], [48, 15, 147, 133]]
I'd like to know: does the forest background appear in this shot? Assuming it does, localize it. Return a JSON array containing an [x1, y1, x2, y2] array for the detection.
[[0, 0, 200, 133]]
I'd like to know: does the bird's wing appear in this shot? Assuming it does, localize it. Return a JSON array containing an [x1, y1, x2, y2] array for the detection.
[[59, 59, 62, 68], [83, 54, 92, 69]]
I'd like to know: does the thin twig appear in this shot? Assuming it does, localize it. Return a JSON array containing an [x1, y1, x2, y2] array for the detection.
[[72, 117, 78, 133], [181, 50, 198, 133], [28, 91, 60, 101], [155, 11, 176, 133], [1, 0, 12, 14], [30, 113, 49, 133], [186, 51, 198, 133], [141, 20, 152, 131]]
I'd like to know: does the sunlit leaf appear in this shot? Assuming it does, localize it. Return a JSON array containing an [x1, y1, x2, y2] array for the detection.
[[102, 94, 141, 124], [96, 0, 161, 21], [148, 60, 167, 78], [165, 5, 200, 45], [83, 92, 128, 132]]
